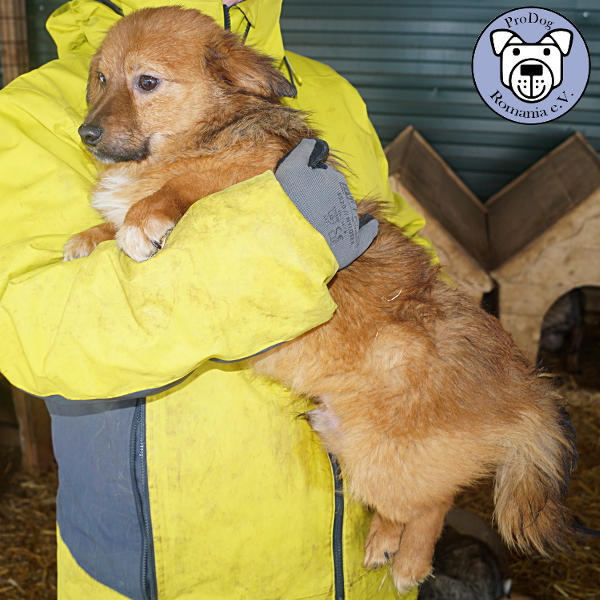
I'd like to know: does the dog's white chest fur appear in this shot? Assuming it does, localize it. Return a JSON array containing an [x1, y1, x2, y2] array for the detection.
[[92, 169, 136, 228], [92, 166, 161, 228]]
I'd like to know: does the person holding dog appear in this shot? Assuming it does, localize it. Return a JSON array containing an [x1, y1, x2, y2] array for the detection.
[[0, 0, 431, 598]]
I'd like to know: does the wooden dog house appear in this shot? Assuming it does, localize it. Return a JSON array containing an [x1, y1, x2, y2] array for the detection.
[[386, 128, 600, 363], [489, 134, 600, 362]]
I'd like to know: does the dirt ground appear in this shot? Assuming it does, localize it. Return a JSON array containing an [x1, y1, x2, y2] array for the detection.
[[0, 447, 57, 599]]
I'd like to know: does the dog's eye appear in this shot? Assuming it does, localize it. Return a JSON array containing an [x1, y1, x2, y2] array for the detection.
[[512, 48, 520, 56], [98, 72, 107, 85], [138, 75, 159, 91], [544, 48, 551, 56]]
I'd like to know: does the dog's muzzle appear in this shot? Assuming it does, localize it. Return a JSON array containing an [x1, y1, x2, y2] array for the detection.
[[77, 123, 151, 163], [78, 123, 103, 147]]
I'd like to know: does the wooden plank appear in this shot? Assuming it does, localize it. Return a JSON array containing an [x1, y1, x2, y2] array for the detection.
[[389, 175, 493, 303], [552, 133, 600, 204], [0, 0, 29, 85], [386, 126, 489, 267], [487, 134, 600, 269], [11, 386, 54, 472], [0, 375, 19, 446]]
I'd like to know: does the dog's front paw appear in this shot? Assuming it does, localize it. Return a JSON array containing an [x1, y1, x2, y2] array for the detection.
[[116, 215, 174, 262], [63, 224, 115, 261], [64, 234, 96, 262]]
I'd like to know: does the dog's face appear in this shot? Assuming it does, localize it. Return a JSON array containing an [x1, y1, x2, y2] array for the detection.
[[79, 7, 295, 163], [490, 29, 572, 103]]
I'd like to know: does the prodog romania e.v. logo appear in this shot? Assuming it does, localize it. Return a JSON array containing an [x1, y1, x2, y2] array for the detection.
[[472, 7, 590, 124]]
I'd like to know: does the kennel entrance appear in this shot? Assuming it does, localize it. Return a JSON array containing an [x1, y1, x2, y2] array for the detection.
[[537, 286, 600, 387]]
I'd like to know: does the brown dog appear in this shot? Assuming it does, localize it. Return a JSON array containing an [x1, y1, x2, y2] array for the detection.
[[65, 7, 588, 593]]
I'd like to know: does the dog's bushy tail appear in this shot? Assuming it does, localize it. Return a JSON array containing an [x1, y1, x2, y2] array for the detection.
[[493, 395, 596, 555]]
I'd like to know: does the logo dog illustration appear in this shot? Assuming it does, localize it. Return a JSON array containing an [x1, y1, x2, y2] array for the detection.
[[491, 29, 572, 102]]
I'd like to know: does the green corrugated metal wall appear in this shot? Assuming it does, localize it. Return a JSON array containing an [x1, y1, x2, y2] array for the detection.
[[280, 0, 600, 200], [2, 0, 599, 201]]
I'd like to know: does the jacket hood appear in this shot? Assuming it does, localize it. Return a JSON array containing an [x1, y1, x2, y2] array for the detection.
[[47, 0, 285, 64]]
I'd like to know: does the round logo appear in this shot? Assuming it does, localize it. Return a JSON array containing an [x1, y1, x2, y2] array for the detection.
[[472, 7, 590, 124]]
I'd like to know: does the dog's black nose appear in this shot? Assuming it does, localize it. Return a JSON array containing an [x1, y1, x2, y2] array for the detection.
[[78, 124, 103, 147]]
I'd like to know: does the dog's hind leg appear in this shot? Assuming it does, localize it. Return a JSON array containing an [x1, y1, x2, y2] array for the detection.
[[364, 511, 403, 568], [391, 500, 451, 593]]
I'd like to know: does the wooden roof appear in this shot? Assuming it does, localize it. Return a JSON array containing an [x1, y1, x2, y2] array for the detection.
[[387, 128, 600, 271], [487, 133, 600, 269], [386, 126, 488, 268]]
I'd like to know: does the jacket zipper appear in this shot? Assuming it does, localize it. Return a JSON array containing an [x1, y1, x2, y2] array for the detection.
[[94, 0, 124, 17], [328, 454, 345, 600], [223, 4, 252, 42], [131, 399, 158, 600], [223, 5, 231, 30]]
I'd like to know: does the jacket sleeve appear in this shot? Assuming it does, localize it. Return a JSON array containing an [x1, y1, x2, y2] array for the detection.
[[0, 62, 337, 401]]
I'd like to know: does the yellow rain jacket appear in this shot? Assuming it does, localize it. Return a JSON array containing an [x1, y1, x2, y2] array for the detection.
[[0, 0, 426, 598]]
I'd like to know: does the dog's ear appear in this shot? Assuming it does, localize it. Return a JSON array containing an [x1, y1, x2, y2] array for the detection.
[[205, 33, 296, 99]]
